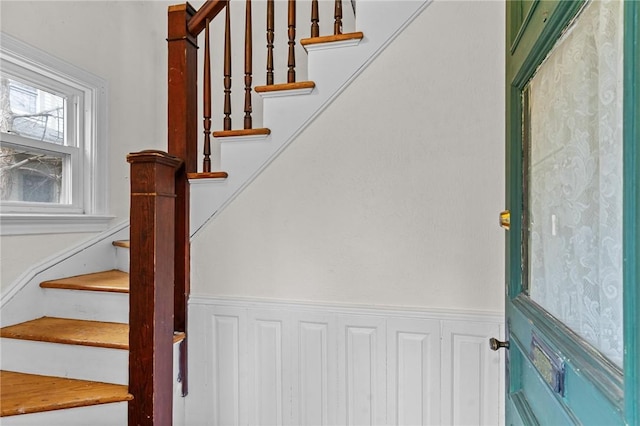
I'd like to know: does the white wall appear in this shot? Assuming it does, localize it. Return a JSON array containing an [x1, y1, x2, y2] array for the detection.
[[0, 1, 169, 290], [192, 0, 506, 313]]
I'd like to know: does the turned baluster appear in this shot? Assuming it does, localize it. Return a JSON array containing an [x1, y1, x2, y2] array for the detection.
[[266, 0, 274, 85], [287, 0, 296, 83], [311, 0, 319, 38], [244, 0, 253, 129], [203, 18, 212, 172], [223, 3, 232, 130], [334, 0, 343, 35]]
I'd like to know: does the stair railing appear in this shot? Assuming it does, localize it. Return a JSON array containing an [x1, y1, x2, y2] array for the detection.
[[171, 0, 351, 174], [128, 1, 351, 424]]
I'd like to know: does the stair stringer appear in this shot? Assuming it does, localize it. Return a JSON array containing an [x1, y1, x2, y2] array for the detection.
[[0, 221, 129, 327], [189, 0, 432, 237]]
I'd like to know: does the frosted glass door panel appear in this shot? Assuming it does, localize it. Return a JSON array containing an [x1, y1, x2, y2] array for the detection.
[[526, 0, 623, 367]]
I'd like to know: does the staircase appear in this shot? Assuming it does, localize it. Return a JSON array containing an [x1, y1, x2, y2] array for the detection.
[[0, 1, 430, 424], [0, 242, 187, 425], [0, 245, 133, 424]]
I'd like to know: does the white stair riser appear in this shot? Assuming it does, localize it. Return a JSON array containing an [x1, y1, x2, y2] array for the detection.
[[115, 246, 130, 273], [0, 401, 127, 426], [0, 339, 128, 385], [42, 289, 129, 323]]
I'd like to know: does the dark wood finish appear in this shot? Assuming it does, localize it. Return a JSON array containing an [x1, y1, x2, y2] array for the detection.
[[244, 0, 253, 129], [187, 0, 226, 36], [167, 4, 197, 401], [300, 31, 364, 47], [224, 4, 232, 130], [127, 150, 182, 426], [213, 128, 271, 138], [311, 0, 319, 38], [266, 0, 275, 85], [173, 168, 189, 400], [168, 4, 198, 173], [1, 371, 132, 417], [334, 0, 342, 35], [287, 0, 297, 83], [255, 80, 315, 93], [203, 19, 212, 173]]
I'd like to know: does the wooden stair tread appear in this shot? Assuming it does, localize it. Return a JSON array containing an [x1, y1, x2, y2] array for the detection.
[[187, 171, 229, 180], [0, 370, 132, 417], [173, 331, 186, 344], [255, 81, 316, 93], [40, 270, 129, 294], [213, 128, 271, 138], [0, 317, 128, 350], [112, 240, 130, 249], [300, 31, 364, 46]]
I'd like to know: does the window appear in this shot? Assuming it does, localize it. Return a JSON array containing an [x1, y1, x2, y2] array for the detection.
[[0, 33, 111, 235]]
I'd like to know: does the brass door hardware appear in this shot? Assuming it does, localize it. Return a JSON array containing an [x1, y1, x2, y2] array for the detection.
[[489, 337, 510, 351], [499, 210, 510, 230]]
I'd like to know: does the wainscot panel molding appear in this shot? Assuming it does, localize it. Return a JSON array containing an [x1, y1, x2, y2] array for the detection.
[[187, 297, 504, 426]]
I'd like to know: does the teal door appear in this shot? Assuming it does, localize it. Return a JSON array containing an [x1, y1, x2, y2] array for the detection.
[[502, 1, 640, 424]]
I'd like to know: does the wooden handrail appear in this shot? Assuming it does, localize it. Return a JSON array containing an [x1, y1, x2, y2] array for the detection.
[[187, 0, 226, 36]]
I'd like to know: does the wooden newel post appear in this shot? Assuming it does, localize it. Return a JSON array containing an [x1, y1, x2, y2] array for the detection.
[[168, 2, 199, 399], [127, 150, 183, 426]]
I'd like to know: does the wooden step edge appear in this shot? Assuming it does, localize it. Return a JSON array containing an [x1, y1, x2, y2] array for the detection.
[[0, 317, 129, 350], [173, 331, 186, 344], [112, 240, 130, 249], [300, 31, 364, 46], [40, 270, 129, 294], [0, 370, 132, 417], [186, 171, 229, 180], [212, 128, 271, 138], [255, 81, 316, 94]]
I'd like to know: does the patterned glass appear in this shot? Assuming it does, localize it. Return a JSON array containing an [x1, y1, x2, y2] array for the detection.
[[526, 0, 623, 366]]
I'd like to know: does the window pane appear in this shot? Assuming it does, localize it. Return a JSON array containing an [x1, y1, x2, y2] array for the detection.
[[0, 146, 64, 204], [0, 78, 65, 144], [525, 0, 623, 366]]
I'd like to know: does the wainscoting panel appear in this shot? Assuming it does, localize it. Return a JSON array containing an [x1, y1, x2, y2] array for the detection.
[[337, 316, 386, 426], [297, 320, 331, 425], [187, 298, 503, 426], [212, 314, 241, 426], [247, 310, 293, 426], [441, 321, 502, 426], [387, 318, 441, 426]]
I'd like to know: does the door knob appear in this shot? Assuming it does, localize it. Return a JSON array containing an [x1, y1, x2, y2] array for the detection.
[[499, 210, 510, 230], [489, 337, 509, 351]]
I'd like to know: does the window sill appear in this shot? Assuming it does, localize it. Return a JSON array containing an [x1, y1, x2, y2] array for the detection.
[[0, 214, 115, 236]]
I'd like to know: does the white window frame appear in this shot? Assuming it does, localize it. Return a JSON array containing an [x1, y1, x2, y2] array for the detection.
[[0, 33, 111, 235]]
